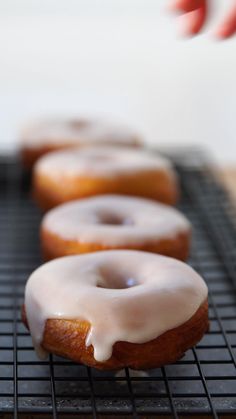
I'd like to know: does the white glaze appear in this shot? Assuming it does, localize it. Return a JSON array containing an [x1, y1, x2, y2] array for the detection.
[[25, 251, 208, 362], [42, 195, 190, 246], [35, 146, 176, 179], [21, 118, 140, 148]]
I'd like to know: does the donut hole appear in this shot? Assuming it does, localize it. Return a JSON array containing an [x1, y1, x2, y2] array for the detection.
[[98, 269, 138, 289], [87, 154, 112, 163], [98, 211, 134, 226], [69, 119, 89, 129]]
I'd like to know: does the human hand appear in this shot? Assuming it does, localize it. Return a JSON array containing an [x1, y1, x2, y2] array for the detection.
[[170, 0, 236, 39]]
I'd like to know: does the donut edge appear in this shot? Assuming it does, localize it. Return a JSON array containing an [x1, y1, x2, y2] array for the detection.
[[22, 299, 209, 370], [40, 227, 191, 262], [33, 170, 179, 210]]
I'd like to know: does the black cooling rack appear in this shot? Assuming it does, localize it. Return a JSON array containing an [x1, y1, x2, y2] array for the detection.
[[1, 152, 236, 418]]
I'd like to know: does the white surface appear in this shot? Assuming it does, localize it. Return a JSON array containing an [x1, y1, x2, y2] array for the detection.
[[0, 0, 236, 164]]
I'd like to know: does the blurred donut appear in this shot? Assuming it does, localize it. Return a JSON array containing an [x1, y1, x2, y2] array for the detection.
[[41, 195, 191, 260], [20, 118, 141, 168], [33, 146, 179, 210]]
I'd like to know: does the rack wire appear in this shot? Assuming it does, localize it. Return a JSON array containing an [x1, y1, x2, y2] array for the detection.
[[0, 152, 236, 418]]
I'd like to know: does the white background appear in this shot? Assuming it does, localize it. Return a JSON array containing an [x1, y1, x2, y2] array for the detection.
[[0, 0, 235, 164]]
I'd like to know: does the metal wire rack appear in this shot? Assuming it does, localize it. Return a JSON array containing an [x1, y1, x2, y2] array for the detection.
[[0, 151, 236, 418]]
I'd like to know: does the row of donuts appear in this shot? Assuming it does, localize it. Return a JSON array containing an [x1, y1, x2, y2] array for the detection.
[[21, 117, 190, 259], [21, 117, 209, 370]]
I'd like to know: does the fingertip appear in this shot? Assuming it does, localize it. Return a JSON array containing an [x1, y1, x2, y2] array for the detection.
[[176, 19, 195, 39], [168, 0, 182, 14], [168, 0, 176, 12], [180, 10, 205, 36], [215, 29, 227, 39], [215, 7, 236, 39], [215, 24, 236, 39], [209, 27, 235, 41]]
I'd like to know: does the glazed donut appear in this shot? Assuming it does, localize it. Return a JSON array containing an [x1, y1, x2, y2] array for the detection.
[[33, 146, 178, 210], [20, 118, 141, 168], [41, 195, 191, 261], [23, 251, 208, 370]]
